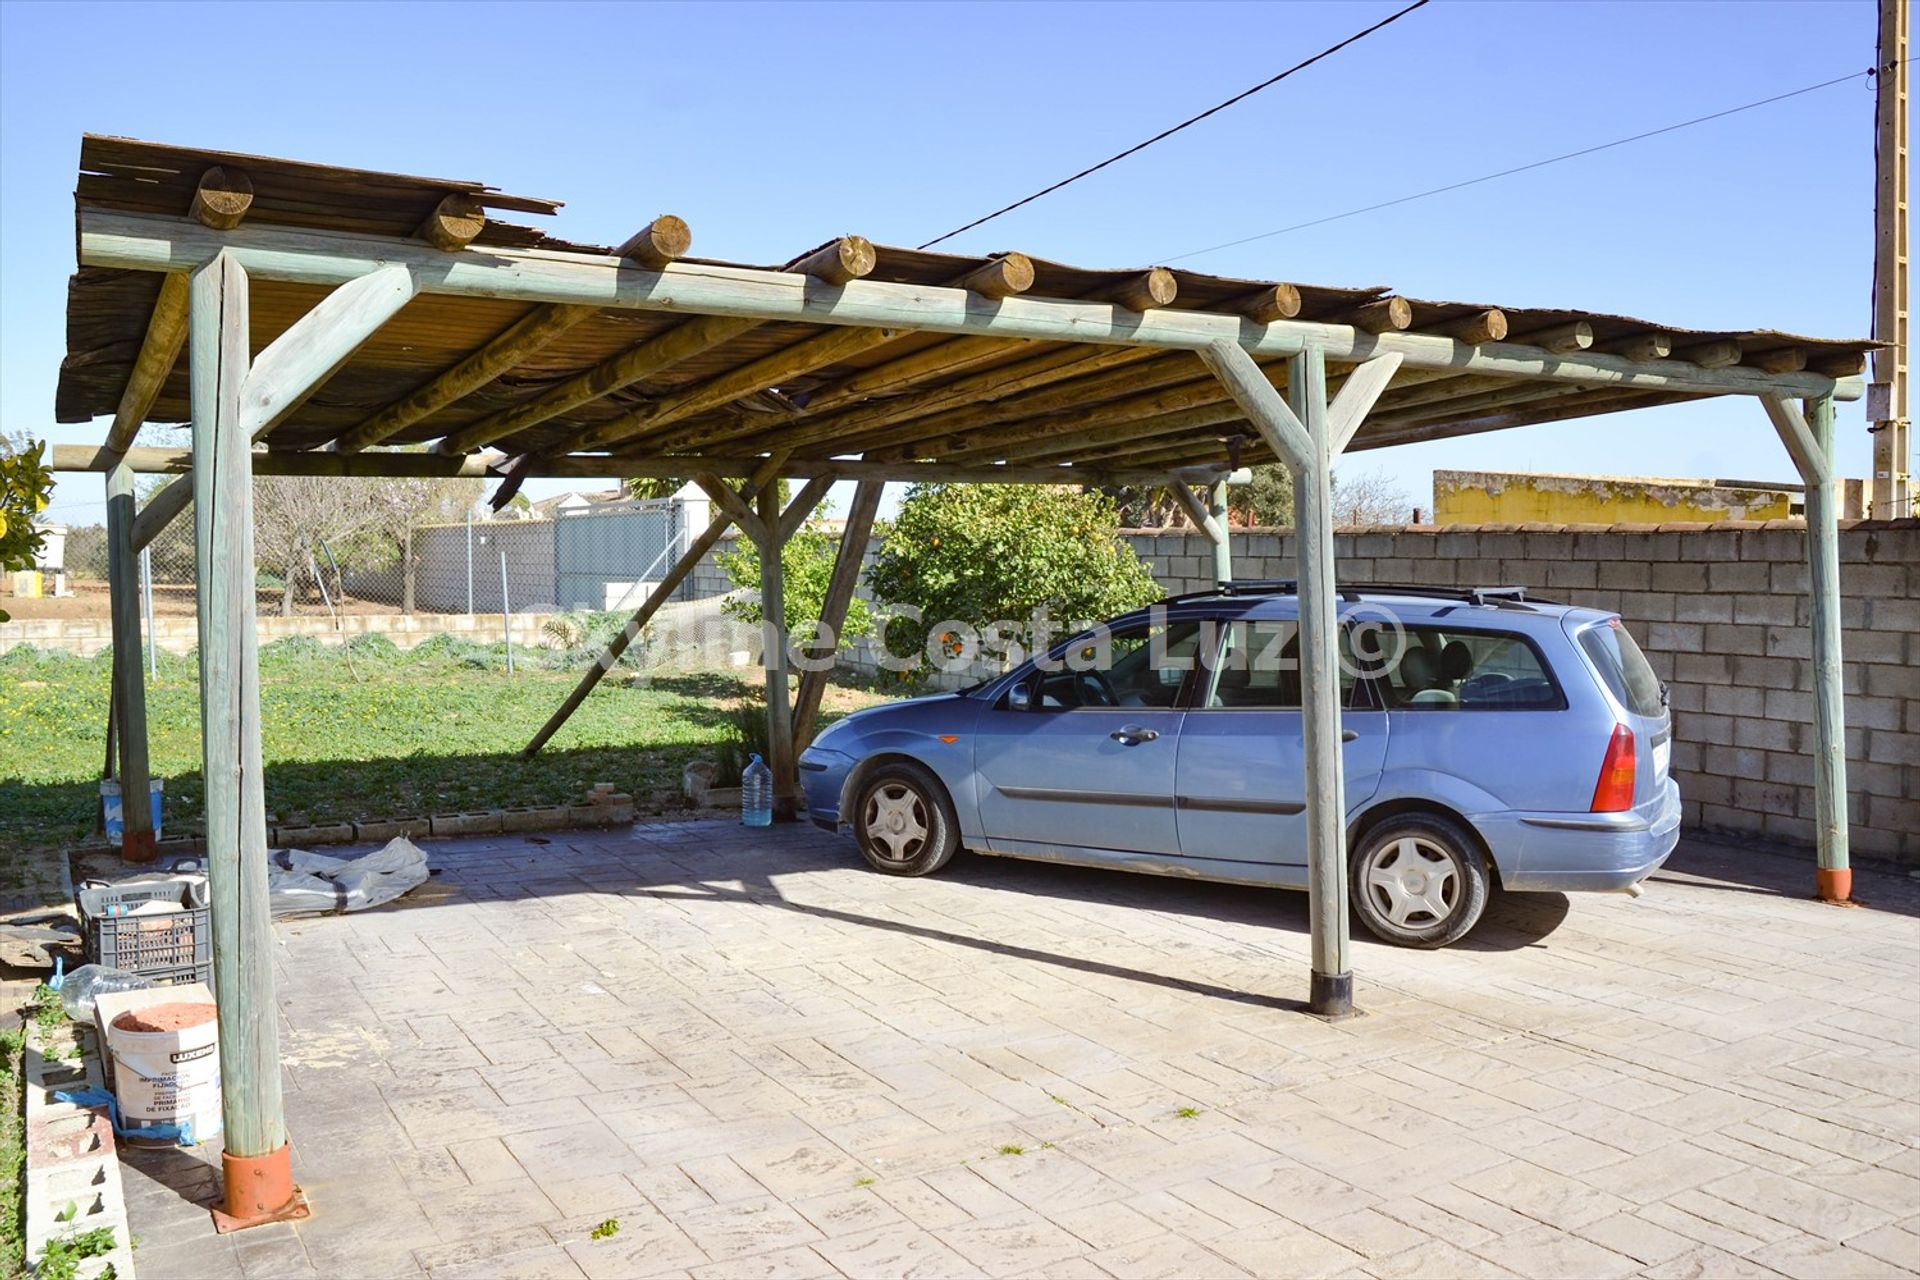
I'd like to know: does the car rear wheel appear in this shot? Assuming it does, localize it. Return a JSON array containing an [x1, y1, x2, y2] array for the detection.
[[852, 761, 959, 877], [1350, 813, 1491, 949]]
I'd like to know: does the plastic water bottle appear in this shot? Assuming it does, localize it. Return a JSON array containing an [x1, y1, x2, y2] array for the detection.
[[56, 964, 156, 1022], [742, 753, 773, 828]]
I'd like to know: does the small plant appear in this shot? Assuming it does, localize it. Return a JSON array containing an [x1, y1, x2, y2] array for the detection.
[[996, 1144, 1024, 1157], [853, 1176, 875, 1188], [31, 984, 63, 1031], [590, 1219, 619, 1241], [1048, 1094, 1069, 1106], [35, 1227, 117, 1280], [1175, 1106, 1202, 1119], [713, 694, 771, 782]]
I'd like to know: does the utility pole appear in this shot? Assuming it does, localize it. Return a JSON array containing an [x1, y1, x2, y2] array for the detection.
[[1870, 0, 1910, 518]]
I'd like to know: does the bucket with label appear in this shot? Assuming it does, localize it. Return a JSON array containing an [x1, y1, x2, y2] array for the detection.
[[106, 1001, 222, 1144]]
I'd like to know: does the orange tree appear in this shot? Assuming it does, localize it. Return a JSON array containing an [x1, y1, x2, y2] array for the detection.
[[865, 484, 1159, 679], [0, 437, 55, 623]]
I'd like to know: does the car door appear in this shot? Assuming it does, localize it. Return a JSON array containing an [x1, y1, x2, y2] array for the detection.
[[1174, 616, 1388, 866], [972, 616, 1202, 856]]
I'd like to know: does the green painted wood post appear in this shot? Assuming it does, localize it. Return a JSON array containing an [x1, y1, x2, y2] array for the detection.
[[1208, 477, 1233, 585], [1288, 345, 1353, 1016], [758, 484, 799, 821], [105, 455, 155, 860], [1803, 394, 1853, 895], [190, 251, 287, 1162]]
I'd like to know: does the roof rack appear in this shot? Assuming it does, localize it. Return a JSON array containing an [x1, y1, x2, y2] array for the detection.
[[1157, 581, 1548, 609]]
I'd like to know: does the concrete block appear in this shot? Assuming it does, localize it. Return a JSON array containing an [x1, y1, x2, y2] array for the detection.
[[1845, 693, 1905, 731], [1732, 654, 1800, 690], [1597, 561, 1650, 591], [353, 817, 431, 843], [572, 801, 635, 827], [431, 811, 504, 836], [1761, 809, 1815, 846], [1703, 623, 1768, 657], [1863, 729, 1916, 766], [1614, 591, 1675, 623], [1764, 626, 1812, 660], [1706, 561, 1771, 594], [501, 805, 573, 832], [1764, 751, 1813, 787], [1733, 594, 1797, 626], [1673, 594, 1733, 624], [274, 822, 354, 847], [1673, 653, 1733, 684], [1545, 562, 1599, 591], [1702, 683, 1764, 718], [1730, 716, 1796, 752], [1648, 622, 1703, 653], [1650, 563, 1709, 594]]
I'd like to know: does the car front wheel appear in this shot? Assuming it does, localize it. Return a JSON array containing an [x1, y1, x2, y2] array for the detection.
[[1350, 813, 1491, 948], [852, 761, 959, 877]]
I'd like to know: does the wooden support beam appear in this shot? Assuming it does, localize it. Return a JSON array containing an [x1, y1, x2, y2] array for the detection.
[[1431, 309, 1508, 346], [888, 369, 1233, 464], [130, 472, 192, 552], [694, 473, 770, 546], [105, 456, 154, 861], [1791, 394, 1851, 896], [1234, 283, 1303, 323], [981, 401, 1248, 465], [758, 479, 800, 820], [242, 264, 418, 437], [790, 236, 878, 285], [1166, 481, 1224, 546], [777, 475, 835, 544], [190, 251, 297, 1219], [434, 313, 760, 454], [792, 480, 883, 752], [1676, 338, 1742, 369], [1605, 331, 1672, 362], [1344, 296, 1412, 334], [522, 457, 784, 759], [190, 166, 253, 230], [1763, 394, 1829, 480], [952, 253, 1035, 300], [1198, 341, 1314, 473], [1094, 268, 1177, 311], [786, 336, 1042, 420], [1810, 350, 1867, 378], [1754, 348, 1808, 375], [754, 346, 1165, 458], [577, 258, 1045, 454], [416, 194, 487, 251], [1520, 320, 1594, 354], [617, 215, 693, 269], [52, 443, 1228, 487], [104, 273, 191, 454], [331, 301, 602, 452], [1326, 352, 1405, 455], [82, 209, 1856, 402]]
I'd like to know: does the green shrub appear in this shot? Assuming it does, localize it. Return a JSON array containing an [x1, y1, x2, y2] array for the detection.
[[865, 485, 1160, 680], [346, 633, 402, 662], [719, 524, 870, 646]]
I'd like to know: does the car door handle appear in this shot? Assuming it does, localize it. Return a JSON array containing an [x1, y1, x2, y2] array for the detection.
[[1110, 725, 1160, 745]]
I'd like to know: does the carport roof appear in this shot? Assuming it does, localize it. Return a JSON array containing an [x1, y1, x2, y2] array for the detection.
[[59, 135, 1876, 482]]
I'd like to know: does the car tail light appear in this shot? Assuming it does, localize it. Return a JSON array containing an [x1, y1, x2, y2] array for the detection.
[[1590, 723, 1636, 812]]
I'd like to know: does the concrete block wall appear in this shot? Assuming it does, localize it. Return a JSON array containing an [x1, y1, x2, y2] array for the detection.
[[0, 610, 561, 658], [1124, 520, 1919, 862]]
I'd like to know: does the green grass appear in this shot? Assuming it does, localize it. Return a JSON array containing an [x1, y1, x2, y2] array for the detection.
[[0, 641, 881, 873]]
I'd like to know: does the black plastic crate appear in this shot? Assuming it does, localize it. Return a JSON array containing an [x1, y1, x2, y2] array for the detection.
[[78, 879, 212, 978]]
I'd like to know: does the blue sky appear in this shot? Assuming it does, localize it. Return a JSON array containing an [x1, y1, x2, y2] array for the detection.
[[1, 0, 1891, 528]]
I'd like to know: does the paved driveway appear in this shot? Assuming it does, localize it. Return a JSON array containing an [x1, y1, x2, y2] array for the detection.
[[123, 823, 1920, 1279]]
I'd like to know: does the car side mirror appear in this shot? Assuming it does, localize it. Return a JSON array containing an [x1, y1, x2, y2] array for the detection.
[[1007, 679, 1035, 711]]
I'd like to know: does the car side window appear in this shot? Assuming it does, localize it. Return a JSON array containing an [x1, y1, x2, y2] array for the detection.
[[1380, 626, 1562, 711], [1033, 619, 1202, 710], [1200, 620, 1366, 710]]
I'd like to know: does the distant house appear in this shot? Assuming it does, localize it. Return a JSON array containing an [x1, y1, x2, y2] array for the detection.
[[529, 488, 628, 517]]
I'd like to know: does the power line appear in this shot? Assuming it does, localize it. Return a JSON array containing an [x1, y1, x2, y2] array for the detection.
[[1167, 60, 1911, 264], [916, 0, 1432, 251]]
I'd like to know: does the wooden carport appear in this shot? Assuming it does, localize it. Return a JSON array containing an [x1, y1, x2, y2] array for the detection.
[[49, 136, 1875, 1229]]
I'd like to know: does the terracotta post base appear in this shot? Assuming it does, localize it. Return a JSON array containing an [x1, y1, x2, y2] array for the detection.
[[121, 829, 156, 864], [1815, 866, 1853, 904], [211, 1145, 310, 1233]]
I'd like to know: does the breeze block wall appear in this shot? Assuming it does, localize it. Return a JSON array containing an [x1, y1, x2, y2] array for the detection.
[[1124, 519, 1919, 863]]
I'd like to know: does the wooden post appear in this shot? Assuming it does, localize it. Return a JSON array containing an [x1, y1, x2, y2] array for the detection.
[[190, 251, 304, 1231], [758, 483, 799, 822], [1199, 343, 1398, 1019], [105, 455, 155, 862], [1764, 394, 1853, 900], [1208, 477, 1233, 586], [792, 480, 883, 752]]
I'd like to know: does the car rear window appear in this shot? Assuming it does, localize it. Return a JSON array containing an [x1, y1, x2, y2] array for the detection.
[[1375, 626, 1562, 711], [1578, 619, 1666, 717]]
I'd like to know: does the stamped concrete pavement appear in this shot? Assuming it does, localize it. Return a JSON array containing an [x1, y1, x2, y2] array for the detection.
[[120, 823, 1920, 1279]]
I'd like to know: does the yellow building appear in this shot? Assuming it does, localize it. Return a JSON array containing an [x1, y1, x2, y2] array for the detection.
[[1431, 470, 1813, 525]]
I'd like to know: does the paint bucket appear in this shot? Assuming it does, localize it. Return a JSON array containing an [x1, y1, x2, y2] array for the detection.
[[101, 778, 165, 842], [106, 1002, 222, 1144]]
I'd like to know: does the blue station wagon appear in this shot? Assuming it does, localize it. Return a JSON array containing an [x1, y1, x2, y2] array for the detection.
[[799, 584, 1681, 948]]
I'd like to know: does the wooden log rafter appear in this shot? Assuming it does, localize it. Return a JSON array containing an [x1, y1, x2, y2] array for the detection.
[[103, 272, 191, 454], [417, 195, 487, 251], [189, 166, 253, 230]]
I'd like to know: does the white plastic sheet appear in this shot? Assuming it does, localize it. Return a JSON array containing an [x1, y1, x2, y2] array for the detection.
[[266, 837, 430, 917]]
